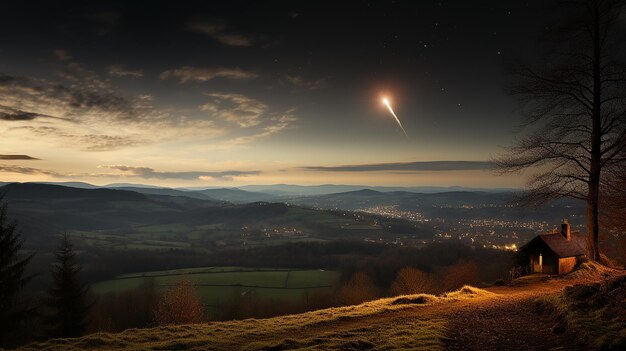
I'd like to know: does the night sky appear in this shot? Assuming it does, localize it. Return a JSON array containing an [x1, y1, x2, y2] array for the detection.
[[0, 1, 550, 187]]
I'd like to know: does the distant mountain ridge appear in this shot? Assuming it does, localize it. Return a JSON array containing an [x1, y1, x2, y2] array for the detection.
[[1, 182, 146, 201], [1, 181, 519, 202]]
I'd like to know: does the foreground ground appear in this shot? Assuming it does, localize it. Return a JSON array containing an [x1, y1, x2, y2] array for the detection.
[[17, 263, 625, 351]]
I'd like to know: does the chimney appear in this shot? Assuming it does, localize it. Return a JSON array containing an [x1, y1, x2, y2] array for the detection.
[[561, 219, 571, 241]]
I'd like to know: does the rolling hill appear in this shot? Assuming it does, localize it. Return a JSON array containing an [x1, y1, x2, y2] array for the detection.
[[0, 183, 434, 251], [17, 265, 625, 351], [194, 187, 277, 203]]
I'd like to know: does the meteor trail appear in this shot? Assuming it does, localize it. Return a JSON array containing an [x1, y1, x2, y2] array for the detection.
[[382, 97, 408, 138]]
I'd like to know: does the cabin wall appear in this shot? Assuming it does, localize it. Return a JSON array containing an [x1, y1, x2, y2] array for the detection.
[[558, 257, 577, 274]]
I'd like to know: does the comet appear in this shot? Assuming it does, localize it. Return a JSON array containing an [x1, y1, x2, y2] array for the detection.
[[382, 97, 408, 138]]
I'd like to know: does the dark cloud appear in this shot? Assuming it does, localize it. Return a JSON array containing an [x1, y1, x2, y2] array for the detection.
[[0, 155, 39, 160], [301, 161, 494, 172], [102, 165, 260, 181], [160, 66, 257, 83], [0, 72, 138, 119], [0, 165, 61, 176], [0, 106, 65, 121], [0, 110, 41, 121], [282, 75, 328, 91], [186, 20, 253, 47], [108, 64, 144, 78]]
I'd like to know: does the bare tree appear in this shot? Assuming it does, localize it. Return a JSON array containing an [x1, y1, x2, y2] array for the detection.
[[154, 277, 204, 326], [600, 154, 626, 264], [389, 267, 434, 296], [496, 0, 626, 261]]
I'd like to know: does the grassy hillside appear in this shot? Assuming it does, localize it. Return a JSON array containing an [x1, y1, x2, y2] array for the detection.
[[18, 286, 494, 351], [16, 265, 624, 351], [538, 268, 626, 349]]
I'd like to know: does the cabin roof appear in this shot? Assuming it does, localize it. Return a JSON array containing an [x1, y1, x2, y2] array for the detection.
[[520, 231, 586, 258]]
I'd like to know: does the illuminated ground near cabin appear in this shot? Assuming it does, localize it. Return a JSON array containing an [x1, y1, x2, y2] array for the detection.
[[16, 263, 625, 351]]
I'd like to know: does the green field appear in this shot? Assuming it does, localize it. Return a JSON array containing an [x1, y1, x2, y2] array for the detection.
[[92, 266, 341, 308]]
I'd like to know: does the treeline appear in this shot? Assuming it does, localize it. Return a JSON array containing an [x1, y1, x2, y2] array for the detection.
[[75, 240, 513, 284], [85, 241, 516, 334]]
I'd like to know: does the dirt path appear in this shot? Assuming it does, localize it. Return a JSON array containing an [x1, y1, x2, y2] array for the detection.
[[443, 296, 582, 350], [234, 275, 602, 350]]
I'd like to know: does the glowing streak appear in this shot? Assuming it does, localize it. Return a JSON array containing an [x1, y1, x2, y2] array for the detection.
[[382, 97, 408, 138]]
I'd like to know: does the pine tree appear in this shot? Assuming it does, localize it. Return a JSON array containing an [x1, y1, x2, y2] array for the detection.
[[46, 233, 89, 338], [0, 197, 33, 347]]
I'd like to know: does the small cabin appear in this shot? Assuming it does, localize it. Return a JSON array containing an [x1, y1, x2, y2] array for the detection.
[[519, 220, 586, 275]]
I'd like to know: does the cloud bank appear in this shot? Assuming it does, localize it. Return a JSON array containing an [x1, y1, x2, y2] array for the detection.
[[0, 155, 39, 160], [102, 165, 260, 181], [301, 161, 494, 172], [0, 164, 259, 182]]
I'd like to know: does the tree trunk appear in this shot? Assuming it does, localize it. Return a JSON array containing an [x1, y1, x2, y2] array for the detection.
[[587, 180, 601, 261], [588, 0, 602, 262]]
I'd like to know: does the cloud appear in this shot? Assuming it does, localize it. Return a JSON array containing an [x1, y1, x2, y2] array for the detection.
[[200, 93, 268, 127], [0, 109, 41, 121], [230, 112, 296, 145], [0, 164, 259, 182], [301, 161, 494, 172], [108, 64, 144, 78], [1, 55, 287, 154], [160, 66, 257, 83], [0, 106, 68, 121], [0, 59, 222, 151], [186, 20, 253, 46], [101, 165, 259, 181], [0, 155, 39, 160], [283, 75, 328, 90], [0, 165, 62, 177]]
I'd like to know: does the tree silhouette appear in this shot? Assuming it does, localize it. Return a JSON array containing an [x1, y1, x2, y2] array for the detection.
[[496, 0, 626, 261], [46, 233, 90, 338], [0, 197, 33, 347]]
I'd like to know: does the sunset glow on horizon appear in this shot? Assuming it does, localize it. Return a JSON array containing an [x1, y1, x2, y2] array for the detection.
[[0, 1, 538, 189]]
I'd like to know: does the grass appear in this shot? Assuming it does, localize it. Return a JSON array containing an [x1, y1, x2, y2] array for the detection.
[[92, 267, 341, 306], [244, 318, 447, 350], [19, 286, 495, 350], [539, 274, 626, 350]]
